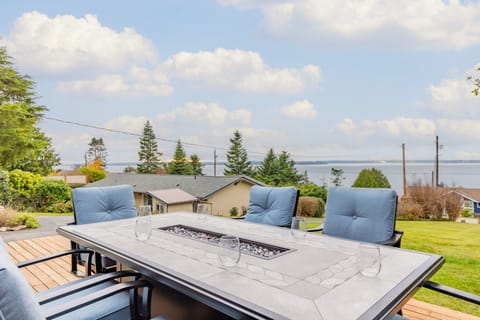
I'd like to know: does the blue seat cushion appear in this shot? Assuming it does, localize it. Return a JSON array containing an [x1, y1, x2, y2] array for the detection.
[[0, 238, 43, 320], [73, 184, 137, 225], [245, 186, 298, 227], [323, 187, 397, 243]]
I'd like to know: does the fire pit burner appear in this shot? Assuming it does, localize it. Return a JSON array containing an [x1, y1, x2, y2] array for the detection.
[[157, 224, 293, 260]]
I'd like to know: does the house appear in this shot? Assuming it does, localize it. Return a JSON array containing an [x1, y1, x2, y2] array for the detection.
[[446, 187, 480, 216], [148, 188, 197, 213], [86, 173, 264, 216]]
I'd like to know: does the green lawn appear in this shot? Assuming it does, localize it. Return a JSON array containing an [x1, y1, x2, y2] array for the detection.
[[396, 221, 480, 316]]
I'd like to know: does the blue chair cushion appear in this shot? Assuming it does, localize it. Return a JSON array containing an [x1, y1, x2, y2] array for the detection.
[[245, 186, 298, 227], [0, 237, 134, 320], [323, 187, 397, 243], [73, 184, 137, 225], [0, 237, 43, 320]]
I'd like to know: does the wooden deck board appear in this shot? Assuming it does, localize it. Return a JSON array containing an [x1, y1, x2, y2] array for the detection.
[[4, 235, 479, 319]]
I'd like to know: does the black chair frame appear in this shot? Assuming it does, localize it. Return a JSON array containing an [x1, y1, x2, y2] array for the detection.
[[18, 248, 153, 320]]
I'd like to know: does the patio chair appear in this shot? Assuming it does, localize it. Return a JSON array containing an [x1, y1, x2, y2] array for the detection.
[[243, 185, 300, 227], [71, 184, 137, 274], [312, 187, 403, 247], [0, 237, 153, 320]]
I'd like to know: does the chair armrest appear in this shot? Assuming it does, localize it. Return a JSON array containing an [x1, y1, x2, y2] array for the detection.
[[379, 230, 403, 247], [423, 281, 480, 305], [42, 279, 154, 320], [307, 224, 324, 233], [37, 270, 143, 304], [17, 249, 94, 276]]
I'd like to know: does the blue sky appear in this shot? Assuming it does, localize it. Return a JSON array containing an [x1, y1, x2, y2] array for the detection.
[[1, 0, 479, 165]]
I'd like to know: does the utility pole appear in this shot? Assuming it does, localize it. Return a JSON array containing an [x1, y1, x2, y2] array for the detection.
[[402, 143, 407, 197], [213, 149, 217, 176], [435, 135, 439, 188]]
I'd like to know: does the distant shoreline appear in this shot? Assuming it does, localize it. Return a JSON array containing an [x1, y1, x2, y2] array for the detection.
[[59, 159, 480, 168]]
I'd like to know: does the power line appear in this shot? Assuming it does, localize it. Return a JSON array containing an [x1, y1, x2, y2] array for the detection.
[[0, 106, 340, 159]]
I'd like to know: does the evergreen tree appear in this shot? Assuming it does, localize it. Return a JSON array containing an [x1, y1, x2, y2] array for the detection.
[[190, 154, 204, 176], [331, 168, 345, 186], [166, 140, 193, 175], [0, 47, 60, 174], [137, 121, 162, 174], [224, 130, 253, 176], [255, 148, 277, 184], [87, 137, 108, 168], [275, 151, 302, 186], [352, 168, 391, 188]]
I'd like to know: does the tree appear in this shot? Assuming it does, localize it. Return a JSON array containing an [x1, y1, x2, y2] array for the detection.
[[255, 148, 277, 184], [0, 47, 60, 174], [190, 154, 204, 176], [224, 130, 253, 176], [275, 151, 303, 186], [137, 121, 162, 174], [87, 137, 108, 168], [165, 140, 193, 175], [0, 169, 12, 205], [352, 168, 391, 188], [11, 137, 60, 176], [330, 168, 345, 186], [80, 159, 106, 182], [467, 66, 480, 96]]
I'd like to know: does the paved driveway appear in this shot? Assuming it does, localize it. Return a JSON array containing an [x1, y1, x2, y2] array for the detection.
[[0, 216, 74, 242]]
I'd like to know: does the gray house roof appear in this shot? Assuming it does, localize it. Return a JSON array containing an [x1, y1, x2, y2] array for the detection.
[[86, 173, 264, 200], [148, 188, 197, 205]]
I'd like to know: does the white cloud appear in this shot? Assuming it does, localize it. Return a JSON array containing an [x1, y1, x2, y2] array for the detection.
[[437, 119, 480, 140], [280, 99, 317, 119], [219, 0, 480, 49], [1, 11, 157, 72], [165, 102, 252, 127], [338, 117, 436, 137], [428, 65, 480, 116], [105, 115, 151, 134], [58, 66, 173, 96], [364, 117, 436, 136], [338, 118, 356, 135], [163, 48, 320, 93], [454, 151, 480, 160]]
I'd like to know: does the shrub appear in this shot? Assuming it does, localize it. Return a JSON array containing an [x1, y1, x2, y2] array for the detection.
[[443, 192, 463, 221], [6, 211, 39, 229], [400, 181, 462, 221], [397, 196, 425, 220], [296, 184, 327, 202], [352, 168, 391, 188], [296, 196, 325, 217], [80, 167, 106, 183], [230, 207, 239, 217], [8, 169, 42, 198], [461, 208, 473, 218], [0, 207, 16, 227], [31, 179, 71, 212]]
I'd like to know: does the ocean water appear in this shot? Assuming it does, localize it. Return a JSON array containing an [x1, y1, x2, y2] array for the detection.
[[103, 162, 480, 196], [202, 162, 480, 196]]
